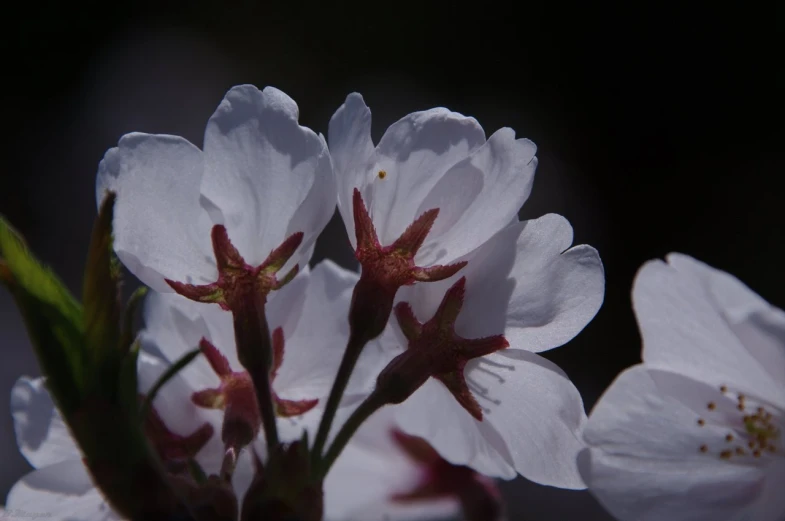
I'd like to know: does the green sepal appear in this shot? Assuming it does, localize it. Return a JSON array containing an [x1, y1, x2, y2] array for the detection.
[[118, 340, 141, 421], [83, 192, 122, 380], [0, 217, 85, 414]]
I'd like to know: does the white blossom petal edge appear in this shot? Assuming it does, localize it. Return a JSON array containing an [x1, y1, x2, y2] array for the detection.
[[389, 214, 605, 487], [580, 254, 785, 521], [324, 408, 461, 521], [97, 85, 335, 292], [328, 92, 537, 266]]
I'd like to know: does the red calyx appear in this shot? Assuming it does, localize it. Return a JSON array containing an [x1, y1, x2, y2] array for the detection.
[[165, 225, 302, 313], [348, 189, 466, 342], [141, 397, 214, 475], [192, 331, 318, 449], [391, 429, 504, 521], [377, 277, 509, 420], [240, 442, 323, 521]]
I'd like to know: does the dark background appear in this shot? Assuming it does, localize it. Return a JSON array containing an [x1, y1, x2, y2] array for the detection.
[[0, 2, 782, 519]]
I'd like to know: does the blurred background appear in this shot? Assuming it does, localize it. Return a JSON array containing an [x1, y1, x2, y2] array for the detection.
[[0, 2, 782, 519]]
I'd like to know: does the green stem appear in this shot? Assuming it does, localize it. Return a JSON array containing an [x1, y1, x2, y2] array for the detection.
[[311, 333, 368, 463], [318, 392, 386, 476]]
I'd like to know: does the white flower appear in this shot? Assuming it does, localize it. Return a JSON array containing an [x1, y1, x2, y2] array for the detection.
[[382, 216, 605, 488], [329, 93, 537, 268], [325, 407, 502, 521], [580, 254, 785, 521], [5, 261, 368, 519], [6, 357, 219, 521], [330, 94, 605, 489], [96, 85, 335, 293]]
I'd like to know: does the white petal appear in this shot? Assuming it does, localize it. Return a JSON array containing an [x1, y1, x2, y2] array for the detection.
[[581, 365, 767, 521], [265, 265, 310, 352], [11, 377, 81, 469], [398, 215, 604, 353], [201, 85, 333, 271], [6, 460, 121, 521], [137, 352, 224, 473], [140, 291, 226, 391], [231, 449, 256, 506], [667, 253, 785, 389], [330, 95, 486, 247], [324, 408, 458, 521], [328, 93, 377, 249], [754, 461, 785, 521], [471, 350, 587, 488], [273, 261, 360, 397], [96, 132, 214, 291], [395, 379, 516, 479], [414, 128, 537, 265], [634, 256, 784, 408]]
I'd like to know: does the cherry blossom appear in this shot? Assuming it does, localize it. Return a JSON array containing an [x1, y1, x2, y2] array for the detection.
[[325, 408, 503, 521], [580, 254, 785, 521], [96, 85, 335, 294]]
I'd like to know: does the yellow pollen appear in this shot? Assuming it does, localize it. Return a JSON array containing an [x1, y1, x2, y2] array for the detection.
[[720, 385, 728, 393], [377, 170, 387, 179], [699, 392, 782, 460]]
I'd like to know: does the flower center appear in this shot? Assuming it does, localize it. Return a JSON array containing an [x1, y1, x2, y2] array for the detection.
[[697, 385, 783, 462]]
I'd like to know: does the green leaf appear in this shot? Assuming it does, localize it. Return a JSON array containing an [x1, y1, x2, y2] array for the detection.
[[0, 218, 85, 414], [83, 192, 122, 371], [118, 340, 141, 419]]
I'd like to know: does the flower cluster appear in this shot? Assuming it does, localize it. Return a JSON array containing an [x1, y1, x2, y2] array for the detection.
[[1, 84, 781, 521]]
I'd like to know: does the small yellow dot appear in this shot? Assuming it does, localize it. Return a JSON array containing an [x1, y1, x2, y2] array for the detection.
[[720, 450, 733, 459], [707, 402, 716, 411], [725, 434, 734, 442], [697, 419, 706, 426], [700, 445, 708, 453], [720, 385, 728, 393], [377, 170, 387, 179]]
